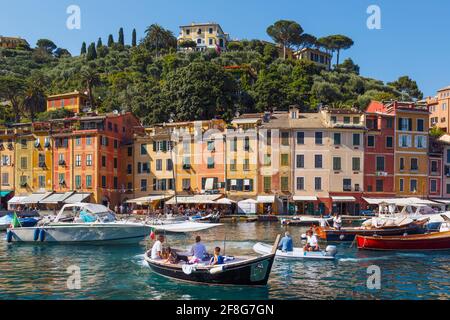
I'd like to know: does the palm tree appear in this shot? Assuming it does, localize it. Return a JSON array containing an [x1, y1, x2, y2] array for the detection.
[[23, 73, 48, 120], [79, 67, 100, 109], [144, 24, 176, 57]]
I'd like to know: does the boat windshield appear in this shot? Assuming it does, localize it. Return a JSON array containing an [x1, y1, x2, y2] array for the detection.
[[54, 203, 116, 223]]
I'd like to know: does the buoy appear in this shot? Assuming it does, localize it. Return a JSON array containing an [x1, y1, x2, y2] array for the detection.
[[34, 228, 40, 241], [6, 230, 13, 243], [39, 229, 46, 242]]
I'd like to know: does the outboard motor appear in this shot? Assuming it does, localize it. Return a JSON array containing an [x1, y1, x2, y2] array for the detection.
[[325, 245, 337, 256]]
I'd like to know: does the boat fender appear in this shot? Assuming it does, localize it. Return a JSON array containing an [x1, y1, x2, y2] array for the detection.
[[6, 230, 13, 243], [325, 245, 337, 256], [39, 229, 46, 242], [339, 234, 345, 240], [34, 228, 40, 241]]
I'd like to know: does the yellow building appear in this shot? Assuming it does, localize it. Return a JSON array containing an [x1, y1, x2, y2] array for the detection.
[[178, 22, 229, 52], [294, 48, 332, 70], [130, 127, 175, 211], [226, 114, 263, 203], [0, 127, 15, 208], [390, 101, 430, 197], [13, 122, 53, 196]]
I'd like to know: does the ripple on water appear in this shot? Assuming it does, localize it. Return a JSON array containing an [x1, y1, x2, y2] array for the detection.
[[0, 225, 449, 300]]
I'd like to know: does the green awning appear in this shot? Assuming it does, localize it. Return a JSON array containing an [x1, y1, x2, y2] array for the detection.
[[0, 191, 13, 197]]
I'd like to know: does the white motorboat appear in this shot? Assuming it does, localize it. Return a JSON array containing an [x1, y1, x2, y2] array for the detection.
[[253, 242, 337, 260], [5, 203, 151, 244], [147, 221, 222, 233]]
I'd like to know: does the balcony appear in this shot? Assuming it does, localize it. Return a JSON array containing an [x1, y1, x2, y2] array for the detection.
[[38, 162, 46, 168], [58, 159, 66, 166]]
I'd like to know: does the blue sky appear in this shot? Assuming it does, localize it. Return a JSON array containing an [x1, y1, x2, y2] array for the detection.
[[0, 0, 449, 96]]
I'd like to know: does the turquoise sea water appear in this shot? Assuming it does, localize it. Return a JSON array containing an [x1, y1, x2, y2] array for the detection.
[[0, 222, 449, 300]]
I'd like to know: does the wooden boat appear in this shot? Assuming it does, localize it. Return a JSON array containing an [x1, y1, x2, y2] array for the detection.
[[356, 231, 450, 251], [144, 235, 280, 286], [253, 242, 337, 260], [315, 219, 428, 242]]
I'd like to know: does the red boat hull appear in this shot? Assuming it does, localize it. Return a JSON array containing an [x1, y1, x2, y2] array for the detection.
[[356, 231, 450, 251]]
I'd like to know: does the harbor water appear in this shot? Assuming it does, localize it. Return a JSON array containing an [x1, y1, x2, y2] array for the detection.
[[0, 222, 449, 300]]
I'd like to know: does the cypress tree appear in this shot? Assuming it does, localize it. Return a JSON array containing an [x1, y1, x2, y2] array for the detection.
[[108, 34, 114, 47], [80, 42, 87, 55], [132, 29, 137, 47], [118, 27, 124, 46], [86, 42, 97, 60], [97, 37, 103, 48]]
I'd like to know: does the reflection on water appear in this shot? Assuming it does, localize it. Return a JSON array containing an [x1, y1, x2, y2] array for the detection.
[[0, 222, 449, 300]]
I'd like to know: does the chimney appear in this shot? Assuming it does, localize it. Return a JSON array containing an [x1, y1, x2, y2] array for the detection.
[[289, 105, 299, 119]]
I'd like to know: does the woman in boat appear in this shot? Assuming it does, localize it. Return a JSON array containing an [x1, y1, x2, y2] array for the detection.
[[163, 246, 179, 264], [209, 247, 224, 265]]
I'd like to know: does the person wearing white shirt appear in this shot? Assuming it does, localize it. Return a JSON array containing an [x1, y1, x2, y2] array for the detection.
[[333, 214, 342, 230], [303, 230, 319, 252], [151, 234, 165, 260]]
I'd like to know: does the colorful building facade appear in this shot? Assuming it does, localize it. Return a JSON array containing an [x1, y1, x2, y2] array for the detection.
[[46, 91, 89, 114], [177, 22, 229, 52], [364, 101, 395, 198]]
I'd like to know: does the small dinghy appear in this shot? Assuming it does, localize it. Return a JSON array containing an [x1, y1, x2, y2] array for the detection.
[[253, 242, 337, 260]]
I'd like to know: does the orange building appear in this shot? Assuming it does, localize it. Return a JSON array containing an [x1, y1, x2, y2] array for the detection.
[[51, 112, 143, 207], [428, 85, 450, 132], [46, 91, 89, 114], [388, 101, 430, 197]]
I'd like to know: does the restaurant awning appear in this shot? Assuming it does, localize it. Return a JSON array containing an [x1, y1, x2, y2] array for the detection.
[[331, 196, 356, 202], [40, 192, 75, 204], [257, 195, 275, 203], [127, 195, 173, 204], [293, 196, 318, 201], [64, 192, 92, 204], [238, 198, 258, 204], [8, 196, 28, 204], [0, 190, 12, 198], [215, 198, 236, 205], [363, 197, 393, 205], [21, 192, 53, 204], [166, 194, 222, 205]]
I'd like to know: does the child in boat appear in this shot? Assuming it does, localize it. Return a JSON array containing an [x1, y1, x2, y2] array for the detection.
[[209, 247, 224, 265]]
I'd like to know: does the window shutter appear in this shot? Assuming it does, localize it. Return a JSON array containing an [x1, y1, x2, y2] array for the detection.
[[408, 118, 412, 131], [162, 141, 167, 152], [153, 141, 157, 151], [249, 179, 254, 191]]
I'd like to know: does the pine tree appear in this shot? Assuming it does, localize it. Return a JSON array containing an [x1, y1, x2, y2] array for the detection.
[[97, 37, 103, 48], [80, 42, 87, 55], [86, 42, 97, 60], [118, 27, 124, 46], [132, 29, 137, 47], [108, 34, 114, 47]]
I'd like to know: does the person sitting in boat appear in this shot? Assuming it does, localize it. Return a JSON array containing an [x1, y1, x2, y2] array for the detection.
[[163, 246, 178, 264], [333, 214, 342, 230], [209, 247, 224, 265], [151, 234, 165, 260], [189, 235, 208, 264], [303, 230, 320, 252], [278, 231, 294, 252]]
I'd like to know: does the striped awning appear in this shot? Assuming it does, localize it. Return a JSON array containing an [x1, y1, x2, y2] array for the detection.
[[21, 192, 53, 204], [331, 196, 356, 202], [40, 192, 75, 204], [64, 192, 92, 204]]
